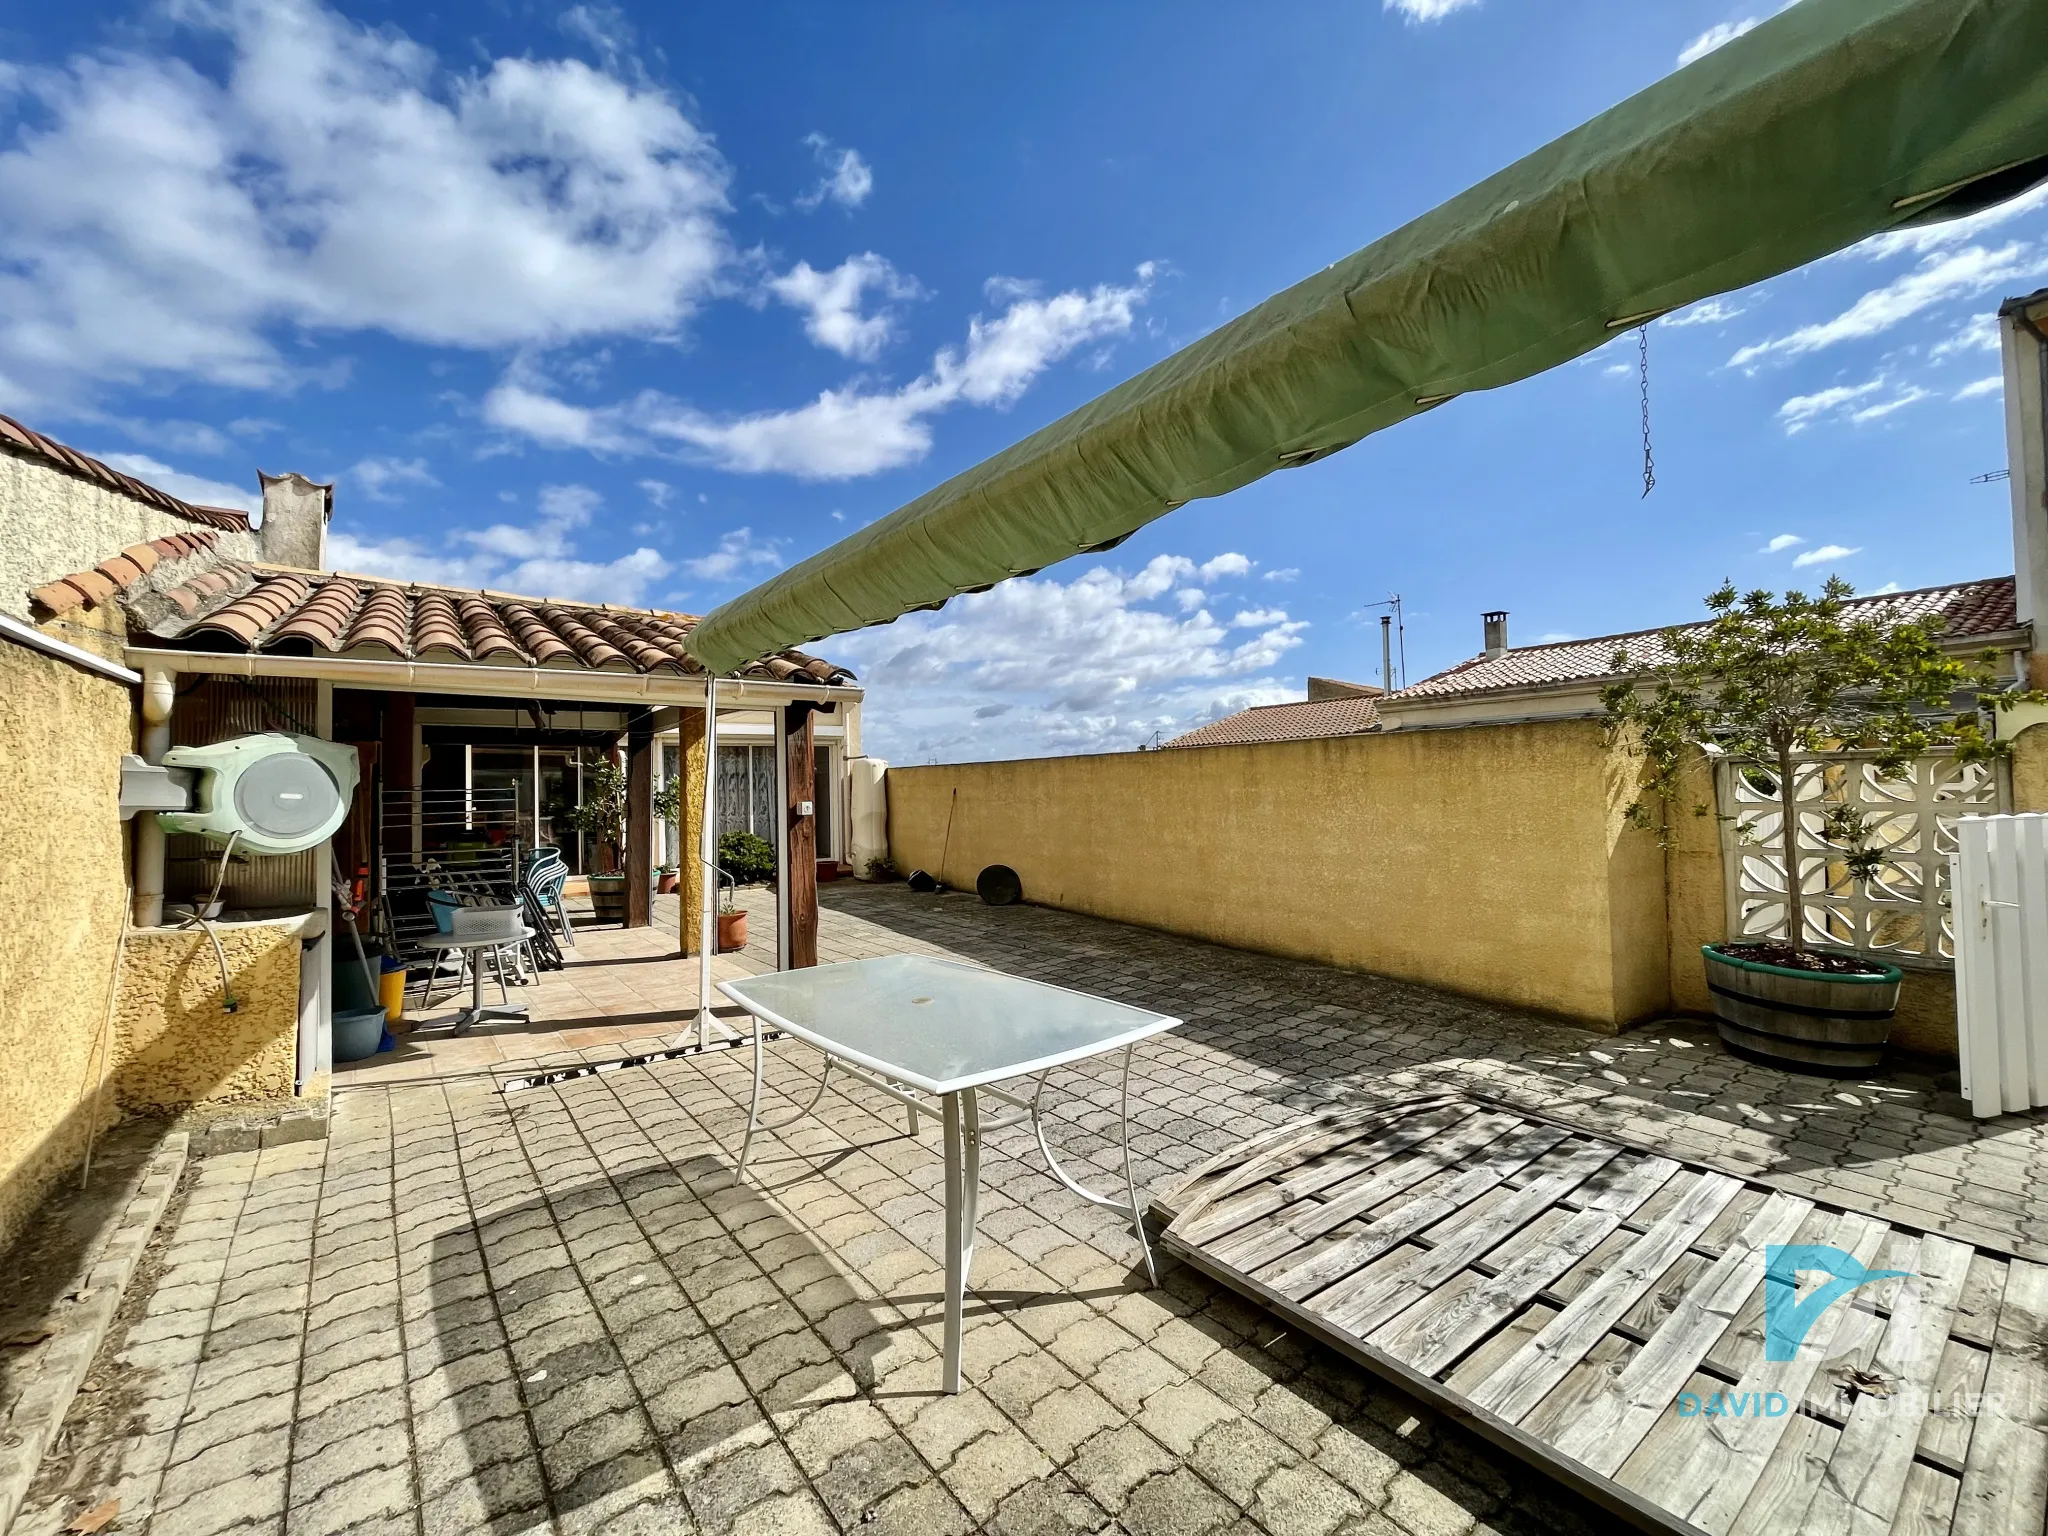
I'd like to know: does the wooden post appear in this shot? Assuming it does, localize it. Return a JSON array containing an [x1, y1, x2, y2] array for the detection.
[[626, 709, 653, 928], [785, 702, 818, 968], [680, 706, 706, 954]]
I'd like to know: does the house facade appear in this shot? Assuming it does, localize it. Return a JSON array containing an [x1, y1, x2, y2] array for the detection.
[[0, 420, 872, 1251]]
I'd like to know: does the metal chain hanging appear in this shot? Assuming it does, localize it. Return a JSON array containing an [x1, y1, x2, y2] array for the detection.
[[1637, 323, 1656, 498]]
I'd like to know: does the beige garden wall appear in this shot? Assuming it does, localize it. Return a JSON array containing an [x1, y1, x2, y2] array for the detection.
[[888, 720, 1671, 1029], [888, 720, 2048, 1056], [0, 627, 133, 1254]]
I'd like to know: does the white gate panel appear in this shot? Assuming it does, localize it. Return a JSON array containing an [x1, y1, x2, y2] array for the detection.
[[1953, 813, 2048, 1117]]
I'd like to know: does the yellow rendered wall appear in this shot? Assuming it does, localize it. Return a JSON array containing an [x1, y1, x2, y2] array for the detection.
[[111, 926, 301, 1113], [0, 633, 132, 1254], [888, 721, 1668, 1029]]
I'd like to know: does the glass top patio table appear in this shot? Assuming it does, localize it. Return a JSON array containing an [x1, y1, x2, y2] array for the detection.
[[717, 954, 1179, 1095]]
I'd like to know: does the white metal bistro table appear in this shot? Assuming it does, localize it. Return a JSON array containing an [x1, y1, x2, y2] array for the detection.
[[718, 954, 1181, 1393], [416, 928, 534, 1034]]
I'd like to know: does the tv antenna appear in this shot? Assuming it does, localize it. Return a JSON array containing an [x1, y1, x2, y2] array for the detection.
[[1360, 595, 1407, 693], [1970, 468, 2010, 484]]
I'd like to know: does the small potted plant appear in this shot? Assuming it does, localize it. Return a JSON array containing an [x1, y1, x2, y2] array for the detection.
[[569, 758, 630, 923], [1605, 578, 2032, 1072], [717, 880, 748, 952]]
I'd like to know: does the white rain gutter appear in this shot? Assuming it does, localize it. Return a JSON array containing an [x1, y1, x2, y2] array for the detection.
[[122, 647, 860, 708], [2, 612, 142, 685]]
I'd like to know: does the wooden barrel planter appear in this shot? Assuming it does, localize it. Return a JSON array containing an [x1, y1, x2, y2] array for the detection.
[[587, 873, 628, 924], [1702, 943, 1902, 1073]]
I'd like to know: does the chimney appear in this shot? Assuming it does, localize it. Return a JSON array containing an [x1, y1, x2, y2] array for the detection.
[[1482, 610, 1509, 659], [258, 471, 334, 571]]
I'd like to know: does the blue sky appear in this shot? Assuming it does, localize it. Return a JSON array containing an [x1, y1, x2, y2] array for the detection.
[[2, 0, 2041, 763]]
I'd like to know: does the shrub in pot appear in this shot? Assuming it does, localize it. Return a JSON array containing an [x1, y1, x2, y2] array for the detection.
[[1604, 577, 2034, 1073], [570, 758, 631, 923]]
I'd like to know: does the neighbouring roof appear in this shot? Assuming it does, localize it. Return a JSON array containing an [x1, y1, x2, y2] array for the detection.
[[1162, 694, 1380, 749], [28, 531, 223, 616], [123, 562, 856, 686], [1394, 576, 2022, 703], [0, 414, 252, 531]]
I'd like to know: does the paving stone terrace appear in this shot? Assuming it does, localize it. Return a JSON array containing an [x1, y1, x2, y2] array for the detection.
[[21, 882, 2048, 1536]]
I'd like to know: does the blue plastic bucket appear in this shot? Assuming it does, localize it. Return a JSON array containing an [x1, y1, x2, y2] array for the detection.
[[427, 890, 461, 934]]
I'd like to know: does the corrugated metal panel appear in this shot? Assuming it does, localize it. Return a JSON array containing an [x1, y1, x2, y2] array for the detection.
[[1953, 813, 2048, 1117], [166, 676, 321, 910]]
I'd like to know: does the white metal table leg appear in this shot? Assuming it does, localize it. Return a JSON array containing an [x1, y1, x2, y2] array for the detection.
[[941, 1088, 982, 1394], [734, 1012, 765, 1185]]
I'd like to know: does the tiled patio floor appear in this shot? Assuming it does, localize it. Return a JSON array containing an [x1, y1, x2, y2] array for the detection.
[[21, 882, 2048, 1535], [331, 888, 789, 1086]]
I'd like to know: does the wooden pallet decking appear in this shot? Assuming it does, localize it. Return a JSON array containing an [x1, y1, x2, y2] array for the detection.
[[1151, 1093, 2048, 1536]]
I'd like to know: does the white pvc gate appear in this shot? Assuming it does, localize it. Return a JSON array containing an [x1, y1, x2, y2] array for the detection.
[[1953, 813, 2048, 1117]]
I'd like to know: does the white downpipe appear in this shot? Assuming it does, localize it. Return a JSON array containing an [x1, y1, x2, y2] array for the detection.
[[774, 704, 790, 972], [697, 678, 719, 1048]]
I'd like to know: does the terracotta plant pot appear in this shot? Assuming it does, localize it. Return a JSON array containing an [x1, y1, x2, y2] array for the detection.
[[717, 910, 748, 953], [656, 871, 679, 895], [588, 874, 628, 924], [1702, 943, 1903, 1074]]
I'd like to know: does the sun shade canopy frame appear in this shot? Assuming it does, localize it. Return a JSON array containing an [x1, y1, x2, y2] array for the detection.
[[683, 0, 2048, 678]]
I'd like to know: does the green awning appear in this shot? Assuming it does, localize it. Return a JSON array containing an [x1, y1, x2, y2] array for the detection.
[[684, 0, 2048, 678]]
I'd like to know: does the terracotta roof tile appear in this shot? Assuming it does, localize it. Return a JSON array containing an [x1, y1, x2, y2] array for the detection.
[[144, 567, 855, 687], [26, 528, 223, 617], [1396, 577, 2023, 702], [0, 413, 251, 531], [30, 579, 88, 616], [1162, 694, 1380, 749]]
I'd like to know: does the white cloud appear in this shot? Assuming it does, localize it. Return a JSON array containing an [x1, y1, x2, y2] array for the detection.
[[1263, 568, 1300, 583], [834, 554, 1308, 761], [1198, 552, 1252, 582], [1849, 385, 1929, 423], [1384, 0, 1480, 20], [1731, 244, 2044, 368], [1930, 312, 2000, 361], [1760, 533, 1804, 553], [683, 526, 782, 581], [328, 479, 669, 603], [1176, 589, 1207, 611], [1869, 582, 1902, 595], [767, 253, 921, 360], [795, 134, 873, 213], [1775, 377, 1930, 432], [480, 381, 638, 453], [93, 451, 259, 513], [1232, 608, 1289, 628], [493, 264, 1156, 478], [1663, 297, 1745, 328], [1955, 375, 2004, 401], [1792, 543, 1860, 568], [638, 478, 672, 506], [1677, 18, 1759, 67], [351, 456, 438, 503], [0, 0, 731, 406]]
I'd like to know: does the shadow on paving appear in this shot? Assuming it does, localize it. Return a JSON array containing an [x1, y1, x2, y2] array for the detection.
[[816, 881, 2048, 1246], [424, 1151, 900, 1534], [420, 1134, 1617, 1536]]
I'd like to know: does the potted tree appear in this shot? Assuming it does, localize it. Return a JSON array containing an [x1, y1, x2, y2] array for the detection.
[[569, 758, 630, 924], [1605, 578, 2029, 1072]]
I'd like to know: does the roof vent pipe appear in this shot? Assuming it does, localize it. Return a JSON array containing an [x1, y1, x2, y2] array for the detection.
[[1482, 610, 1509, 659]]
